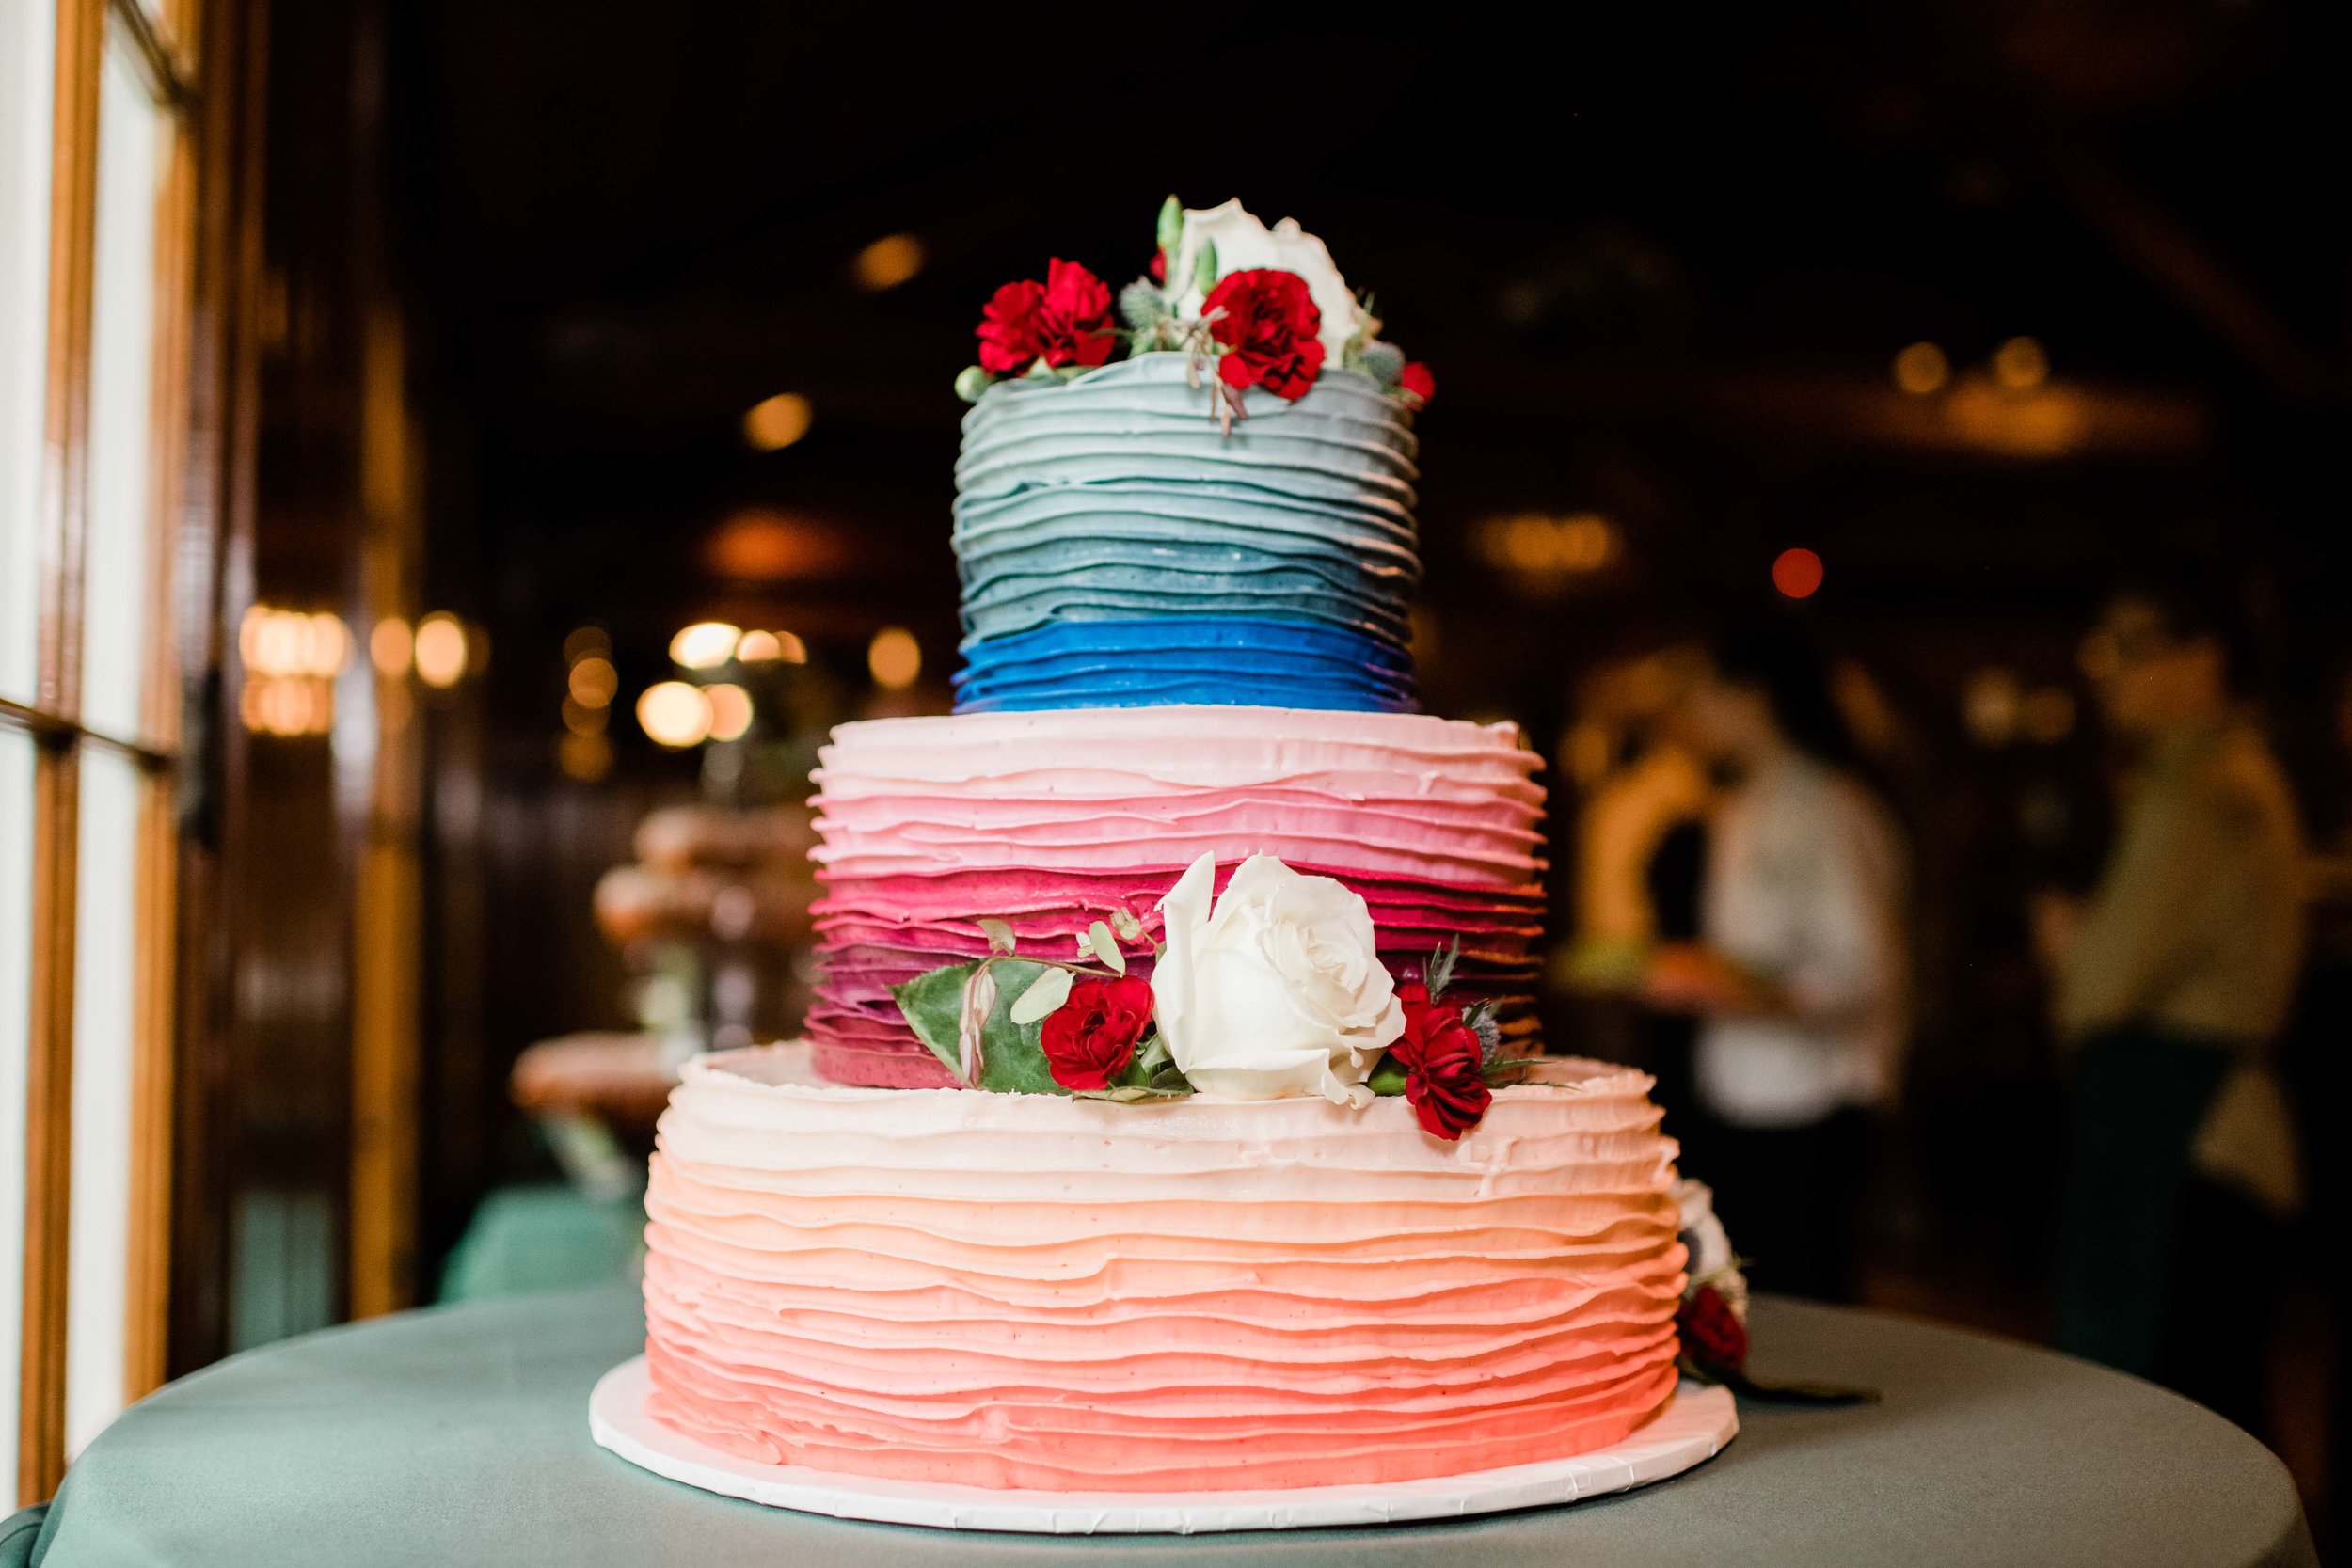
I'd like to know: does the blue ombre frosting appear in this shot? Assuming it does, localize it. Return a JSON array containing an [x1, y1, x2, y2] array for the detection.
[[951, 356, 1422, 713], [953, 618, 1417, 712]]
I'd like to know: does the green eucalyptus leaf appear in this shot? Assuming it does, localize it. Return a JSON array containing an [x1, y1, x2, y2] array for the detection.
[[892, 958, 1073, 1094], [1009, 965, 1075, 1025], [1155, 194, 1183, 258], [970, 959, 1066, 1096], [891, 960, 982, 1085], [952, 365, 992, 403], [977, 917, 1017, 956], [1368, 1055, 1409, 1096], [1076, 1085, 1188, 1103], [1086, 920, 1126, 974]]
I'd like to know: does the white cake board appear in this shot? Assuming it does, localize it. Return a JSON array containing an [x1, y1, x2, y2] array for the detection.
[[589, 1355, 1737, 1535]]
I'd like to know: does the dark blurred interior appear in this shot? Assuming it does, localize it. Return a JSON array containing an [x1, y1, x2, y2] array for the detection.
[[191, 0, 2351, 1534]]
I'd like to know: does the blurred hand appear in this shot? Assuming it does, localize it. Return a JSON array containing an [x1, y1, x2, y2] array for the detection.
[[1642, 942, 1789, 1019], [2030, 889, 2082, 974]]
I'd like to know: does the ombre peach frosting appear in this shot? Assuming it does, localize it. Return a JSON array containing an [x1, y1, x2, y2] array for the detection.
[[637, 199, 1692, 1495], [644, 1045, 1687, 1491]]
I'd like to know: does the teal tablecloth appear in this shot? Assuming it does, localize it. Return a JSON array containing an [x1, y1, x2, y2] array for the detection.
[[30, 1288, 2317, 1567]]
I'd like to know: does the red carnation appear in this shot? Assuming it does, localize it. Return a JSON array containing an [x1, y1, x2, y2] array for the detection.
[[1201, 268, 1325, 401], [1389, 982, 1492, 1140], [1040, 974, 1155, 1091], [977, 279, 1045, 373], [1677, 1284, 1748, 1371], [1397, 361, 1435, 406], [975, 259, 1118, 376]]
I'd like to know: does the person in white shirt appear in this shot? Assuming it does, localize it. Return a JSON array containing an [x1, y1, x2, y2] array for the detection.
[[1643, 629, 1908, 1301]]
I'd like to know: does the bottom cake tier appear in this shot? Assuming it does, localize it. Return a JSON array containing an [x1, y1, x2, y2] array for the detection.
[[641, 1044, 1689, 1493]]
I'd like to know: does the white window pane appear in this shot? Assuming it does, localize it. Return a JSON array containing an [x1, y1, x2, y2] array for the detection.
[[0, 726, 37, 1484], [82, 32, 167, 739], [67, 745, 141, 1454], [0, 0, 57, 706]]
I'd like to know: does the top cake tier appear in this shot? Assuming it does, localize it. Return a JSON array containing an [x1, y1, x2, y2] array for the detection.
[[949, 201, 1432, 716], [954, 359, 1422, 716]]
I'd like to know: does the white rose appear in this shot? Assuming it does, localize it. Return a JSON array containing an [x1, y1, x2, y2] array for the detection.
[[1672, 1178, 1748, 1321], [1167, 199, 1364, 365], [1151, 851, 1405, 1102]]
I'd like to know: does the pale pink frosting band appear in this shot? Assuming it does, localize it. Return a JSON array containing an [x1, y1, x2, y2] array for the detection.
[[640, 1045, 1688, 1491]]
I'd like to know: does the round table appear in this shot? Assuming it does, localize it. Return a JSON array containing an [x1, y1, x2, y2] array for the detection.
[[29, 1287, 2316, 1567]]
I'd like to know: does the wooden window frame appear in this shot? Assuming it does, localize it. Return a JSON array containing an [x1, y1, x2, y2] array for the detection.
[[8, 0, 213, 1506]]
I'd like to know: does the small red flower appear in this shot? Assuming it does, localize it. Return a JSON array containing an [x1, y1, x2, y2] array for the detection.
[[977, 279, 1045, 373], [1201, 268, 1325, 401], [975, 259, 1118, 375], [1677, 1284, 1748, 1371], [1150, 248, 1168, 285], [1389, 982, 1492, 1140], [1397, 361, 1435, 406], [1040, 974, 1154, 1091]]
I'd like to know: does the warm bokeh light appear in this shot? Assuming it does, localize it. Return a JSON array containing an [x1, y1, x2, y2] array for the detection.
[[561, 697, 608, 736], [567, 655, 618, 707], [736, 629, 808, 664], [413, 612, 469, 689], [704, 509, 850, 581], [743, 392, 812, 451], [704, 682, 754, 741], [1473, 513, 1618, 578], [1992, 335, 2049, 391], [670, 621, 741, 670], [558, 731, 613, 782], [637, 680, 712, 748], [1772, 547, 1824, 599], [1892, 341, 1950, 396], [240, 606, 350, 679], [563, 625, 611, 663], [371, 617, 413, 677], [851, 232, 925, 291], [867, 626, 922, 689], [239, 676, 334, 736], [1963, 667, 2023, 747]]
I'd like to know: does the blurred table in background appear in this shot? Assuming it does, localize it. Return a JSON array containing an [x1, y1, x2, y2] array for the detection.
[[510, 1031, 683, 1135], [23, 1290, 2317, 1567]]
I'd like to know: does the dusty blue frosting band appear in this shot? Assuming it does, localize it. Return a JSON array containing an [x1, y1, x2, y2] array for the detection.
[[953, 618, 1418, 713], [951, 357, 1422, 708]]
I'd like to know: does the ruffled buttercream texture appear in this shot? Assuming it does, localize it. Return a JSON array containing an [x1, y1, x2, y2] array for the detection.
[[805, 706, 1548, 1088], [643, 1044, 1688, 1491], [952, 357, 1421, 714]]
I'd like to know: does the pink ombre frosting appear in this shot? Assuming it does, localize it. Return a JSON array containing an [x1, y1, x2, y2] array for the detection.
[[807, 707, 1549, 1087], [642, 1044, 1687, 1492]]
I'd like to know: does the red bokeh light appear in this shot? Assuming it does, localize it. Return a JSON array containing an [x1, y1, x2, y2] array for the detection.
[[1772, 547, 1824, 599]]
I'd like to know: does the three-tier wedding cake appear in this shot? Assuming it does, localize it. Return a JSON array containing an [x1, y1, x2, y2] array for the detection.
[[631, 200, 1703, 1500]]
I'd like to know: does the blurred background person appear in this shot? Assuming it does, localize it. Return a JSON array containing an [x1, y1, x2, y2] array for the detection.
[[1560, 643, 1715, 1123], [2038, 581, 2305, 1433], [1644, 628, 1910, 1302]]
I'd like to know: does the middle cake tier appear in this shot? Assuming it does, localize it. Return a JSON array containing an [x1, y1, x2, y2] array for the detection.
[[807, 705, 1549, 1088]]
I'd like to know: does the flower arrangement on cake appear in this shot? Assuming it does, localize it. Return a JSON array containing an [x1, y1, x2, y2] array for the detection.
[[889, 851, 1536, 1139], [954, 197, 1432, 433]]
